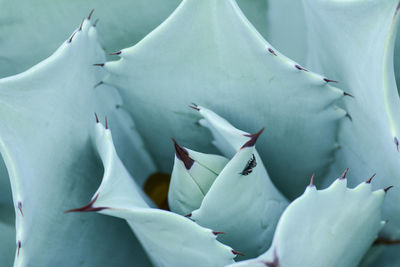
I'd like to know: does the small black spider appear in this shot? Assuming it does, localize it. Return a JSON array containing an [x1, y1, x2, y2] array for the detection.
[[241, 154, 257, 175]]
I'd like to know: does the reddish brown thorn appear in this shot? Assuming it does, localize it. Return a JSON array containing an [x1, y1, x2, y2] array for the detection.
[[94, 112, 99, 123], [242, 128, 264, 148], [18, 202, 23, 217], [384, 186, 393, 193], [343, 92, 354, 98], [105, 116, 108, 129], [323, 78, 338, 83], [366, 173, 376, 184], [340, 168, 349, 180], [93, 19, 99, 27], [232, 250, 245, 257], [345, 113, 353, 121], [64, 194, 107, 213], [394, 137, 399, 152], [189, 103, 200, 111], [93, 63, 105, 67], [395, 1, 400, 18], [262, 248, 280, 267], [17, 241, 21, 257], [212, 231, 225, 236], [110, 51, 121, 56], [309, 173, 315, 187], [68, 31, 77, 43], [184, 212, 192, 218], [94, 81, 103, 88], [295, 64, 309, 72], [172, 138, 194, 169], [374, 237, 400, 245], [79, 18, 85, 31], [88, 9, 95, 20], [268, 48, 277, 56]]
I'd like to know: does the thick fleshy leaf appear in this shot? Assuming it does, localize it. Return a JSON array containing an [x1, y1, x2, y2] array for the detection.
[[230, 175, 387, 267], [302, 0, 400, 237], [103, 0, 346, 199], [0, 18, 152, 266], [0, 0, 272, 79], [0, 0, 181, 78], [68, 122, 236, 267], [185, 106, 288, 259], [168, 141, 229, 215]]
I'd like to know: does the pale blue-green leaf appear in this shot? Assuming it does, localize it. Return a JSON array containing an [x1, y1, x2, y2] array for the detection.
[[103, 0, 345, 199], [168, 144, 229, 215], [0, 19, 152, 266], [394, 14, 400, 93], [0, 0, 268, 79], [230, 178, 386, 267], [0, 0, 181, 78], [94, 85, 157, 186], [71, 122, 236, 267], [188, 107, 288, 259], [302, 0, 400, 237]]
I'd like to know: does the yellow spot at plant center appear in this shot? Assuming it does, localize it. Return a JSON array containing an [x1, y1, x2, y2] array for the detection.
[[143, 172, 171, 210]]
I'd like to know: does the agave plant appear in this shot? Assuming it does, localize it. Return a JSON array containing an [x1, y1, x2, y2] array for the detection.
[[0, 0, 399, 266]]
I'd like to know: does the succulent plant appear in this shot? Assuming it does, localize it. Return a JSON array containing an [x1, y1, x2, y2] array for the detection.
[[0, 0, 399, 266]]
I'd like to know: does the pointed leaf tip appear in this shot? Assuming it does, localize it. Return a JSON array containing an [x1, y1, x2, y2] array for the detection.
[[18, 201, 23, 217], [295, 64, 308, 72], [267, 48, 277, 56], [323, 78, 338, 83], [94, 112, 99, 123], [93, 18, 99, 27], [64, 194, 107, 213], [68, 31, 77, 43], [232, 250, 245, 257], [343, 91, 354, 98], [189, 103, 200, 111], [172, 138, 194, 170], [212, 231, 225, 236], [79, 18, 85, 31], [88, 9, 95, 20], [242, 128, 264, 148], [184, 212, 192, 218], [340, 168, 349, 180], [105, 116, 108, 129], [110, 51, 121, 56], [262, 248, 280, 267], [17, 241, 21, 257], [93, 63, 105, 67], [309, 173, 315, 187], [384, 186, 394, 193], [366, 173, 376, 184]]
